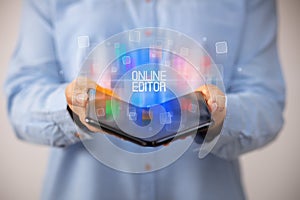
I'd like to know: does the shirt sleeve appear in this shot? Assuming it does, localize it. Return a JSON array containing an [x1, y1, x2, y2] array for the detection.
[[210, 0, 286, 160], [4, 0, 80, 147]]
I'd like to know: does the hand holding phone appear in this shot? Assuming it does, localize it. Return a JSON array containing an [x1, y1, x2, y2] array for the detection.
[[65, 78, 118, 133], [66, 77, 225, 145], [85, 87, 213, 146]]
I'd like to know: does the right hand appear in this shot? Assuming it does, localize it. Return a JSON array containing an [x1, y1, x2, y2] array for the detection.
[[196, 84, 226, 139]]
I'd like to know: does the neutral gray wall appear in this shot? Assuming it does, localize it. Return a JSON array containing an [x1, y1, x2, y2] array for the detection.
[[242, 1, 300, 199], [0, 1, 299, 199]]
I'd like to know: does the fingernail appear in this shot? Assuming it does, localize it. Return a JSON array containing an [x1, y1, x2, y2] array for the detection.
[[201, 89, 208, 97], [76, 93, 88, 104]]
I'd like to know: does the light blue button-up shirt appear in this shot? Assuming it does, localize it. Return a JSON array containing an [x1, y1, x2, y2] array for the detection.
[[4, 0, 285, 199]]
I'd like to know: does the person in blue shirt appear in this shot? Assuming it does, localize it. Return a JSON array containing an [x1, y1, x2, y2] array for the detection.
[[4, 0, 285, 199]]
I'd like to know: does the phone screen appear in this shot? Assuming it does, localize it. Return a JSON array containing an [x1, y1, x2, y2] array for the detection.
[[85, 89, 212, 146]]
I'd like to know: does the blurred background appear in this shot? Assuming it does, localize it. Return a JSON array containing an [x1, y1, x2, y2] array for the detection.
[[0, 1, 299, 199]]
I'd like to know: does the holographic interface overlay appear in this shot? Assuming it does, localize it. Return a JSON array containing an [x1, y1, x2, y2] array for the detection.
[[73, 28, 226, 173]]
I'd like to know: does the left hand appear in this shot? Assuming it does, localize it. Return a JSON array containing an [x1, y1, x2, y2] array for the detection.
[[65, 77, 103, 133]]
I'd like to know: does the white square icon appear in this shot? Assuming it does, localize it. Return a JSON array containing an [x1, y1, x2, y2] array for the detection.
[[167, 39, 173, 46], [114, 43, 120, 49], [111, 66, 118, 73], [128, 112, 137, 121], [122, 56, 131, 65], [96, 108, 105, 117], [160, 112, 172, 124], [215, 41, 228, 54], [180, 47, 189, 56], [129, 31, 141, 42], [77, 36, 90, 48]]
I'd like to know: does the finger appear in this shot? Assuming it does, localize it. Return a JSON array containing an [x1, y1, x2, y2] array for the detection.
[[195, 85, 210, 102], [78, 114, 102, 133], [65, 78, 91, 107], [65, 83, 74, 106], [215, 95, 226, 112], [207, 99, 217, 113], [85, 123, 102, 133], [71, 91, 89, 107], [69, 105, 85, 117], [70, 77, 98, 107]]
